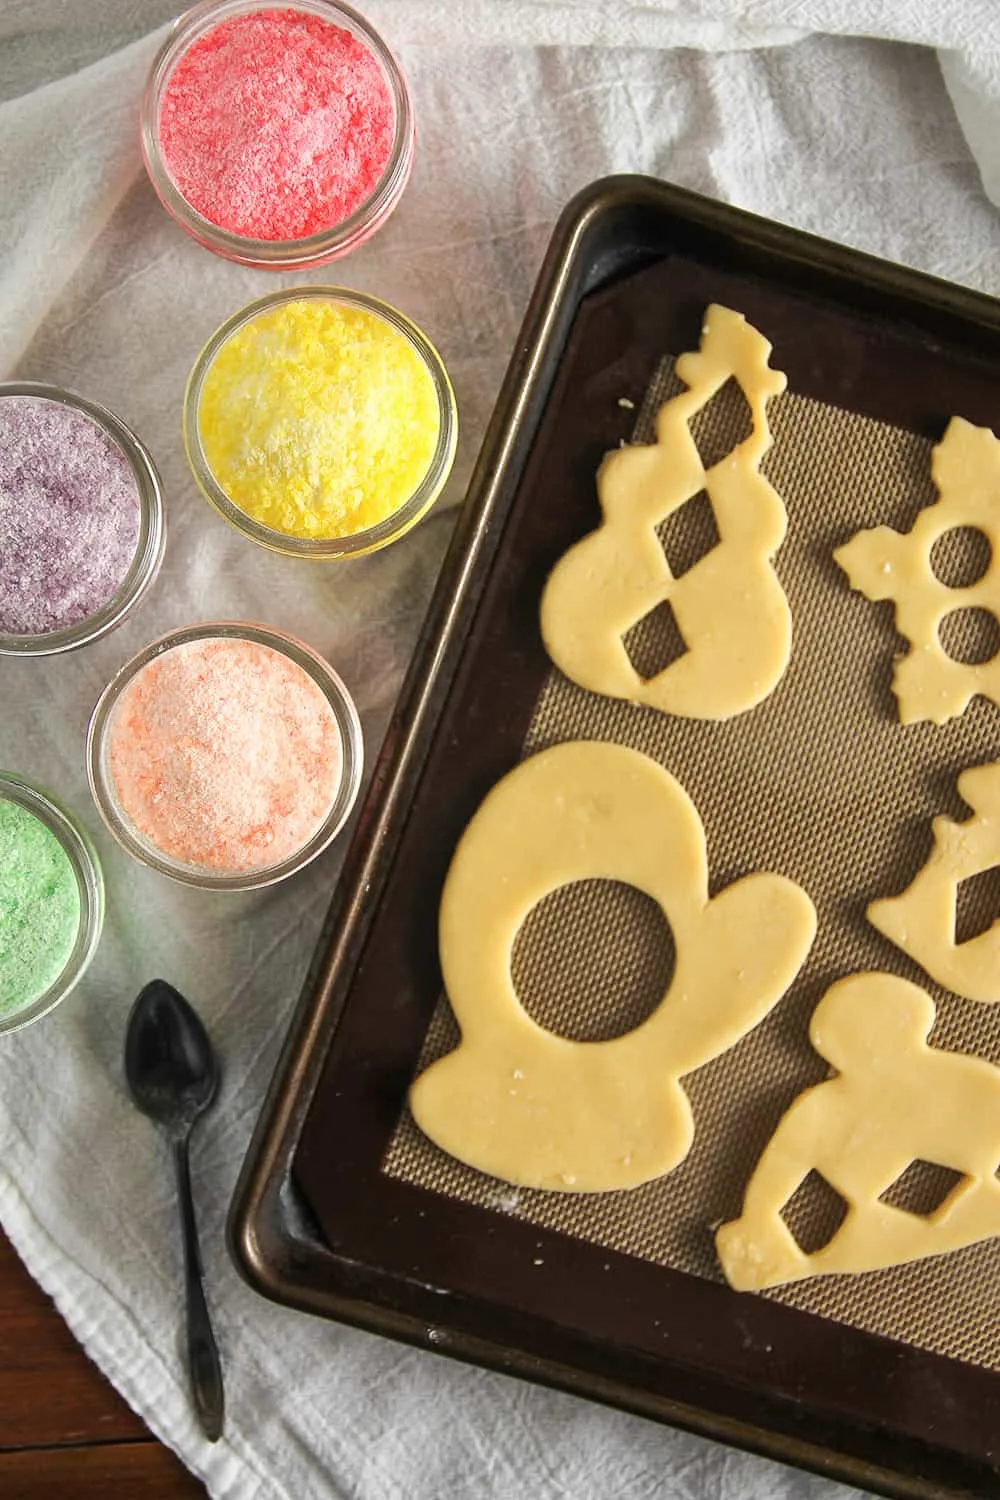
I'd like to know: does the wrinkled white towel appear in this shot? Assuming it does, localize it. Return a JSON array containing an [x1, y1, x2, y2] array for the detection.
[[2, 5, 999, 1497]]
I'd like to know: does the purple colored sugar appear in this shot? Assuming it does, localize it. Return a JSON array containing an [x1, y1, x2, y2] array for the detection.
[[0, 395, 142, 636]]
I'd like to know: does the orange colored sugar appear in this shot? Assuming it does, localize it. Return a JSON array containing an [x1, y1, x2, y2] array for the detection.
[[107, 636, 342, 873]]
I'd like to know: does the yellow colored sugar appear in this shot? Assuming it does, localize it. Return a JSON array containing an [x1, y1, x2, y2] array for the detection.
[[197, 299, 442, 540]]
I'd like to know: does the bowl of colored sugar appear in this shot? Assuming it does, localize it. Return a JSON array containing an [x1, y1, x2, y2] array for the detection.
[[87, 623, 363, 890], [0, 385, 164, 656], [141, 0, 414, 267], [0, 775, 104, 1034], [184, 287, 458, 558]]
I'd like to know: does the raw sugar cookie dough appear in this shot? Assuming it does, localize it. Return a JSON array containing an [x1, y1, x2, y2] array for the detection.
[[410, 740, 816, 1192], [868, 761, 1000, 1004], [717, 973, 1000, 1291], [539, 304, 792, 721], [835, 415, 1000, 724]]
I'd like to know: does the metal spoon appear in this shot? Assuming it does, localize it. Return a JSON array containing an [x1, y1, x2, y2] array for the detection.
[[124, 979, 225, 1443]]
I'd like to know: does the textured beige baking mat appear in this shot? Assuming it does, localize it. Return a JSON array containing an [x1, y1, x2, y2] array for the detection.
[[385, 357, 1000, 1372]]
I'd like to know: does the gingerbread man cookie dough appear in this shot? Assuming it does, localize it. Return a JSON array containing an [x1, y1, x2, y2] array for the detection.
[[410, 741, 816, 1192], [539, 304, 792, 721], [717, 973, 1000, 1291]]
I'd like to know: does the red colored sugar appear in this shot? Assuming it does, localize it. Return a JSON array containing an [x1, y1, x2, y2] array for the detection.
[[158, 7, 395, 242]]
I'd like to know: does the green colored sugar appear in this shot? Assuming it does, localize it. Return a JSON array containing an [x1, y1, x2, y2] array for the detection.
[[0, 797, 80, 1018]]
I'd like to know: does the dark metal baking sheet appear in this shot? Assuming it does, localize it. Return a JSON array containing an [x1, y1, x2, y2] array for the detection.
[[229, 175, 1000, 1500]]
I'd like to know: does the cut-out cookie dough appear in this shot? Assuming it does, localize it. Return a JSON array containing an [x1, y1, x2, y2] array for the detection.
[[716, 973, 1000, 1291], [834, 416, 1000, 724], [409, 741, 816, 1192], [868, 761, 1000, 1004], [539, 304, 792, 720]]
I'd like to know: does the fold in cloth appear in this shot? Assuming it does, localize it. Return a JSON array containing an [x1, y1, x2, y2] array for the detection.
[[1, 6, 999, 1498]]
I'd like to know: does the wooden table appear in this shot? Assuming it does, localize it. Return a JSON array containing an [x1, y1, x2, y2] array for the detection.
[[0, 1227, 204, 1498]]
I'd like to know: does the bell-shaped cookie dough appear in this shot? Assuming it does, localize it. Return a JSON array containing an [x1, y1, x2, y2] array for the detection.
[[834, 416, 1000, 724], [717, 973, 1000, 1291], [539, 304, 792, 721], [868, 762, 1000, 1004], [410, 741, 816, 1192]]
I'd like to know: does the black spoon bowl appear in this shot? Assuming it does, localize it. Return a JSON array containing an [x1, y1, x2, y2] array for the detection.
[[125, 979, 225, 1443]]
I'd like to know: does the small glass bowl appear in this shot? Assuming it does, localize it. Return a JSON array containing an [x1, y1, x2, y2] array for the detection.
[[140, 0, 415, 268], [183, 287, 458, 559], [0, 382, 164, 658], [0, 774, 105, 1035], [87, 622, 364, 891]]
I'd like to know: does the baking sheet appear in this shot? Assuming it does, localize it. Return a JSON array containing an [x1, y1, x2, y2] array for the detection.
[[384, 280, 1000, 1373], [233, 178, 1000, 1500]]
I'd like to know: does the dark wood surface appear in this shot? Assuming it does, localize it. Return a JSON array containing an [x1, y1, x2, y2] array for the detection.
[[0, 1226, 205, 1497]]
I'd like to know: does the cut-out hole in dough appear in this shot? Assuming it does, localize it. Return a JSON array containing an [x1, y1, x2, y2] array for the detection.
[[879, 1160, 966, 1218], [511, 879, 675, 1042], [938, 607, 1000, 665], [955, 863, 1000, 945], [622, 597, 688, 683], [780, 1169, 849, 1254], [656, 489, 720, 579], [930, 526, 992, 588], [689, 375, 755, 471]]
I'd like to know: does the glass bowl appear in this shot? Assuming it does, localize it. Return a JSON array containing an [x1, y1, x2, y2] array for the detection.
[[0, 773, 105, 1035], [0, 383, 164, 657], [140, 0, 415, 268], [183, 287, 458, 559], [87, 622, 364, 890]]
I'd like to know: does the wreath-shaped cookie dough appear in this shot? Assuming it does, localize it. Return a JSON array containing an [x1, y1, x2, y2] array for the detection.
[[834, 416, 1000, 724], [409, 741, 816, 1192], [538, 304, 792, 721], [717, 973, 1000, 1291], [868, 762, 1000, 1004]]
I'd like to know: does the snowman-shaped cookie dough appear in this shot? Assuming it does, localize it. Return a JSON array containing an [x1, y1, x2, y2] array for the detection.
[[539, 305, 792, 721]]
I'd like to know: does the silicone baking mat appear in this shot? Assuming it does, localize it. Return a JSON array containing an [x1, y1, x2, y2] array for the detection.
[[383, 317, 1000, 1373], [236, 179, 1000, 1498]]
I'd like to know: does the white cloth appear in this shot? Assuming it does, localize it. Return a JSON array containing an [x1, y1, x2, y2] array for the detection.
[[2, 5, 999, 1498]]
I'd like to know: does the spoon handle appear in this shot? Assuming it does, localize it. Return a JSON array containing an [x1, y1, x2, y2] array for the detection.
[[174, 1134, 225, 1442]]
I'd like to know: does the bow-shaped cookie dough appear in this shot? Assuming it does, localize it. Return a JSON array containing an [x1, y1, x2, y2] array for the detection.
[[539, 304, 792, 720], [410, 741, 816, 1192]]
